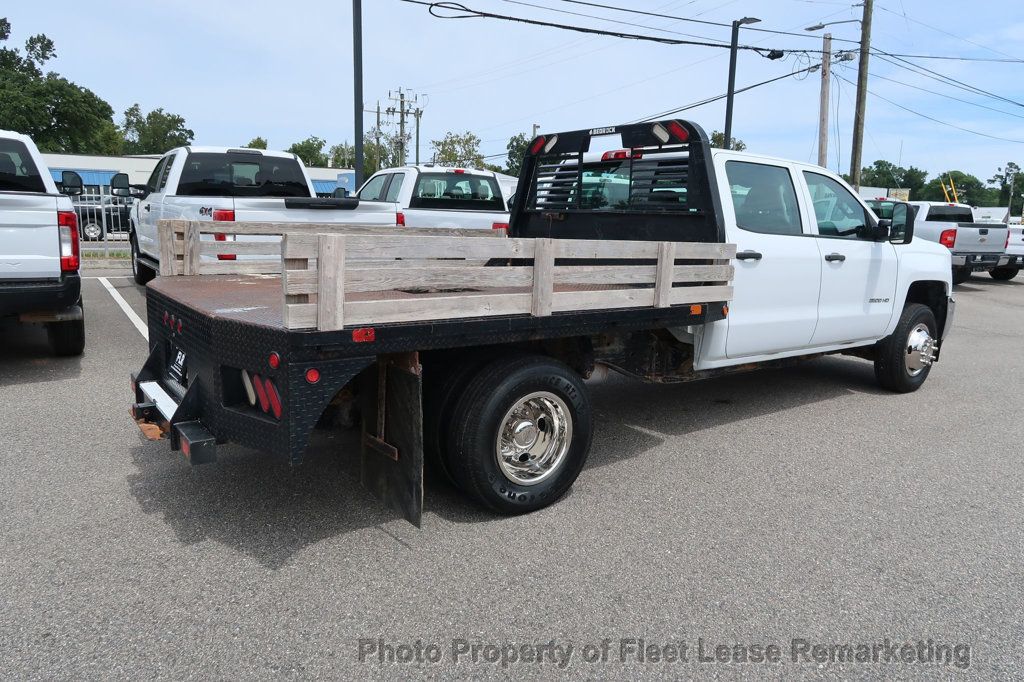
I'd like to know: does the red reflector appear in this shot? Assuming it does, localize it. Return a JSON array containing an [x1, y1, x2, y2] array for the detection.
[[396, 211, 406, 227], [212, 209, 235, 221], [177, 319, 182, 334], [939, 228, 957, 249], [491, 222, 509, 231], [268, 352, 281, 369], [264, 378, 282, 419], [252, 373, 270, 412], [163, 311, 169, 325], [666, 121, 689, 142], [529, 136, 546, 155], [305, 368, 321, 384], [57, 211, 79, 272], [352, 327, 376, 343], [601, 149, 630, 161], [181, 438, 191, 457]]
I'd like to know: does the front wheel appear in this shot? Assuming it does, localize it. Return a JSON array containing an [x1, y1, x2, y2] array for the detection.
[[874, 303, 938, 393], [130, 232, 154, 285], [990, 266, 1019, 281], [445, 355, 592, 514]]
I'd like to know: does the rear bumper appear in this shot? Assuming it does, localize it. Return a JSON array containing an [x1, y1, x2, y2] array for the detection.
[[0, 273, 81, 317], [951, 253, 1001, 270], [997, 254, 1024, 268]]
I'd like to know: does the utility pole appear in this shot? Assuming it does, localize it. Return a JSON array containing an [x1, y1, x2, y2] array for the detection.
[[817, 33, 832, 168], [531, 123, 540, 139], [375, 102, 381, 174], [723, 17, 761, 151], [387, 88, 418, 167], [1007, 171, 1016, 222], [413, 107, 423, 165], [352, 0, 364, 186], [849, 0, 873, 189]]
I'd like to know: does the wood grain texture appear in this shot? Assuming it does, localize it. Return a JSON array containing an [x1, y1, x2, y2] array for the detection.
[[345, 292, 532, 325], [317, 235, 346, 331], [654, 241, 676, 308], [345, 265, 534, 293], [532, 238, 555, 317], [183, 222, 201, 276]]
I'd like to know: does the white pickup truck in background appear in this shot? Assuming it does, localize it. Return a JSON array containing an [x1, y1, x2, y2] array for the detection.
[[113, 147, 399, 284], [0, 130, 87, 355], [907, 201, 1008, 284], [356, 165, 514, 230], [973, 208, 1024, 281]]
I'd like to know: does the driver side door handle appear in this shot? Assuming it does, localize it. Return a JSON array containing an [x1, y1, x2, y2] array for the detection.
[[736, 250, 763, 261], [143, 204, 151, 212], [825, 253, 846, 262]]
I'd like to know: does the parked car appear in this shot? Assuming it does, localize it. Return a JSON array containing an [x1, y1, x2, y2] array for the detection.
[[357, 165, 513, 230], [904, 201, 1008, 284], [129, 119, 954, 523], [74, 194, 133, 241], [113, 146, 399, 285], [0, 129, 86, 355]]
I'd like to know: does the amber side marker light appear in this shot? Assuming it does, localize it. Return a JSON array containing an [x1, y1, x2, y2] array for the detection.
[[690, 304, 703, 315], [722, 305, 730, 317]]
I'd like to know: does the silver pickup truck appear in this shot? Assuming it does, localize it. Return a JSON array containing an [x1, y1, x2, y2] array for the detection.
[[907, 202, 1008, 284], [1, 129, 87, 355]]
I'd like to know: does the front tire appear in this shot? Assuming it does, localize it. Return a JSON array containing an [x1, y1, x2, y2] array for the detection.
[[990, 266, 1019, 281], [130, 232, 154, 285], [445, 354, 592, 514], [874, 303, 937, 393]]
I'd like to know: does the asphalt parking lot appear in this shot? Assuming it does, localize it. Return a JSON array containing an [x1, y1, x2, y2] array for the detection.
[[1, 268, 1022, 678]]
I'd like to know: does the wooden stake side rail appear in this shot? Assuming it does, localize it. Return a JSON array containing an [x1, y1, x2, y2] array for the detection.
[[157, 220, 736, 331]]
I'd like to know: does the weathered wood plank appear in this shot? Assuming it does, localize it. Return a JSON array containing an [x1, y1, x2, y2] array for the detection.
[[669, 285, 734, 305], [282, 233, 319, 259], [556, 239, 736, 260], [654, 242, 676, 308], [345, 293, 532, 326], [158, 220, 505, 237], [317, 235, 346, 331], [158, 222, 177, 276], [283, 303, 318, 329], [283, 269, 319, 295], [183, 222, 201, 276], [199, 240, 281, 256], [553, 264, 734, 285], [345, 266, 534, 293], [194, 261, 283, 275], [551, 287, 657, 312], [532, 238, 555, 317], [343, 235, 536, 260]]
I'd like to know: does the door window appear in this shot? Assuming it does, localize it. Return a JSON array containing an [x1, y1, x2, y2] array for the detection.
[[145, 157, 168, 193], [157, 153, 175, 192], [725, 161, 803, 236], [803, 171, 871, 239], [358, 174, 389, 201], [383, 173, 404, 202]]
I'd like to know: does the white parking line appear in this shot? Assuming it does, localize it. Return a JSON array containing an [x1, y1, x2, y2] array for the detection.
[[97, 276, 148, 341]]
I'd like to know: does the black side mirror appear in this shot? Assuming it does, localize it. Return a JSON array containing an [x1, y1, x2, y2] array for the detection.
[[889, 202, 914, 244], [332, 187, 349, 198], [110, 172, 131, 197], [60, 170, 84, 196]]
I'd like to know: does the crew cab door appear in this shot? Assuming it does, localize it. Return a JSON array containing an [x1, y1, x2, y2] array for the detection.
[[800, 170, 897, 345], [720, 159, 822, 358], [137, 153, 175, 256]]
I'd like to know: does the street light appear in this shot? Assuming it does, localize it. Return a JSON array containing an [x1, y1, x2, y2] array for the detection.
[[805, 19, 861, 31], [723, 17, 761, 151]]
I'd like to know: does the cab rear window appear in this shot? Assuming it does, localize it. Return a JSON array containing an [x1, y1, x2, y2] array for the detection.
[[409, 173, 504, 211], [925, 206, 973, 222], [0, 139, 46, 193], [177, 152, 311, 198]]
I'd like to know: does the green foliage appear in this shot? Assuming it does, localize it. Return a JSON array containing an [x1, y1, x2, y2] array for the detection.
[[989, 162, 1023, 214], [504, 132, 530, 176], [710, 130, 746, 151], [918, 170, 997, 206], [859, 160, 928, 199], [244, 136, 268, 150], [362, 126, 411, 174], [329, 141, 354, 168], [286, 136, 328, 167], [121, 104, 194, 155], [430, 131, 484, 168]]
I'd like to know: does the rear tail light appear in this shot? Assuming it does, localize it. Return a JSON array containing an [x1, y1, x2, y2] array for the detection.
[[529, 136, 546, 155], [666, 121, 689, 142], [212, 209, 236, 260], [57, 211, 80, 272], [264, 379, 282, 419], [396, 211, 405, 227], [252, 373, 269, 412], [246, 372, 282, 419], [491, 222, 509, 231], [601, 149, 642, 161], [939, 229, 957, 249]]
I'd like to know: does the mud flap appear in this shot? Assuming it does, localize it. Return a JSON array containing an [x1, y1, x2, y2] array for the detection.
[[360, 353, 424, 526]]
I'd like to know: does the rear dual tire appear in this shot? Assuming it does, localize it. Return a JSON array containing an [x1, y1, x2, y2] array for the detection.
[[951, 267, 971, 285], [990, 266, 1019, 281], [47, 304, 85, 357], [436, 354, 592, 514]]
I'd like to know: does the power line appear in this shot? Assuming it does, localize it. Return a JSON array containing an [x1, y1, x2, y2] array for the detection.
[[864, 70, 1024, 120], [834, 73, 1024, 144], [872, 52, 1024, 109]]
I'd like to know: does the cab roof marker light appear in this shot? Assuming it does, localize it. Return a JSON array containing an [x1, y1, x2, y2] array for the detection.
[[651, 123, 670, 144], [666, 121, 689, 142]]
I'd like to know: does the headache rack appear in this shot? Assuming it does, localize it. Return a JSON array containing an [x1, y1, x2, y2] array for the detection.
[[155, 218, 735, 332], [510, 119, 724, 244]]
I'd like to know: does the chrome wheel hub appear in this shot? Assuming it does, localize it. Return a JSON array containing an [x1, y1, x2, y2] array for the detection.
[[84, 223, 101, 239], [495, 391, 572, 486], [905, 323, 936, 376]]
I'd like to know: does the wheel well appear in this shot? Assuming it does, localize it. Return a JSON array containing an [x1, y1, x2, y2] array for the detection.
[[905, 280, 948, 335]]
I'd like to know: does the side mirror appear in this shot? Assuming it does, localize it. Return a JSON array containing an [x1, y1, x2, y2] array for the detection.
[[60, 170, 84, 196], [332, 187, 349, 198], [888, 202, 914, 244], [110, 172, 132, 197]]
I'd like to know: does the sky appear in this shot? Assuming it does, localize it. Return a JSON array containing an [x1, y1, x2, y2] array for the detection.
[[5, 0, 1024, 183]]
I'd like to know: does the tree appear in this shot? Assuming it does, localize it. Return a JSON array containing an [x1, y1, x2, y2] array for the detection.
[[859, 160, 928, 199], [121, 104, 194, 155], [918, 171, 997, 206], [710, 130, 746, 151], [362, 126, 411, 174], [430, 131, 484, 168], [0, 18, 121, 154], [244, 136, 267, 150], [504, 132, 530, 176], [329, 141, 354, 168], [989, 162, 1022, 214], [286, 136, 328, 167]]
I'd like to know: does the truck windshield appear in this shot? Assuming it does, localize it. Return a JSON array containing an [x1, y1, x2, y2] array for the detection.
[[409, 173, 504, 211], [0, 139, 47, 193], [925, 206, 973, 222], [176, 153, 312, 198]]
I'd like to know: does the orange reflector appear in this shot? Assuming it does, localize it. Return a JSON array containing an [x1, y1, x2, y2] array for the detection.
[[690, 304, 702, 315], [722, 305, 729, 317]]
